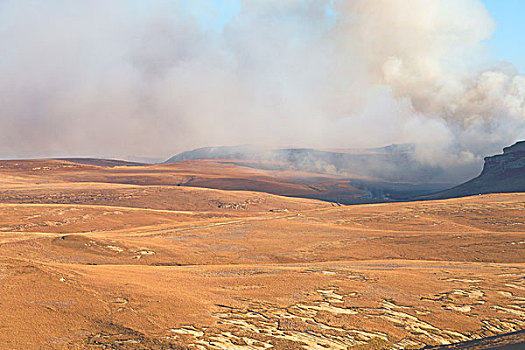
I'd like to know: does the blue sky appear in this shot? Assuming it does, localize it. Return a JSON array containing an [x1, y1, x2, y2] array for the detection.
[[182, 0, 240, 32], [478, 1, 525, 73]]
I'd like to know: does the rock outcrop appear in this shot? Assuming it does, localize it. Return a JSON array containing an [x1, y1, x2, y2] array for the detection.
[[428, 140, 525, 198]]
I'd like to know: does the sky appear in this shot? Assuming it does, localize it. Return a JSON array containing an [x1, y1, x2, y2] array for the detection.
[[481, 0, 525, 73], [192, 0, 525, 73], [175, 0, 525, 74], [0, 0, 524, 177], [185, 0, 525, 73]]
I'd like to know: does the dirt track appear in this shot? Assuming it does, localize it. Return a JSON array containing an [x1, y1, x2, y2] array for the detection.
[[0, 159, 523, 349]]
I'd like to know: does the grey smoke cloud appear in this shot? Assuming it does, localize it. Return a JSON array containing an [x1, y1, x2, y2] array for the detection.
[[0, 0, 524, 179]]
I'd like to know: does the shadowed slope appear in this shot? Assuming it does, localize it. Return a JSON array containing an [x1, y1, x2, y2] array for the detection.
[[428, 141, 525, 199]]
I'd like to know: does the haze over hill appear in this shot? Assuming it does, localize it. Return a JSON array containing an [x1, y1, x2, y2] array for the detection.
[[1, 0, 525, 182], [164, 139, 525, 203], [429, 140, 525, 199], [165, 144, 474, 184]]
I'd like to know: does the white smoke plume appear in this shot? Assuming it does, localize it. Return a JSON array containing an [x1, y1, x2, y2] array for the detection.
[[0, 0, 524, 180]]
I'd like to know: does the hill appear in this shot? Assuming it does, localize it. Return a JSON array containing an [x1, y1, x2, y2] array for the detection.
[[164, 144, 454, 183], [0, 157, 524, 349], [164, 145, 458, 202]]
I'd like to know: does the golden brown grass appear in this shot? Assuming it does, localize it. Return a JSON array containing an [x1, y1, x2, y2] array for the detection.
[[0, 159, 523, 349]]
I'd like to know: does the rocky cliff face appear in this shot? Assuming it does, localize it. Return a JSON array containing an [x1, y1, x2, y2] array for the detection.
[[481, 141, 525, 178], [428, 141, 525, 198]]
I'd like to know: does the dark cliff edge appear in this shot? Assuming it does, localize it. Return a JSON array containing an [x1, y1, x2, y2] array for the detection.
[[425, 140, 525, 199]]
